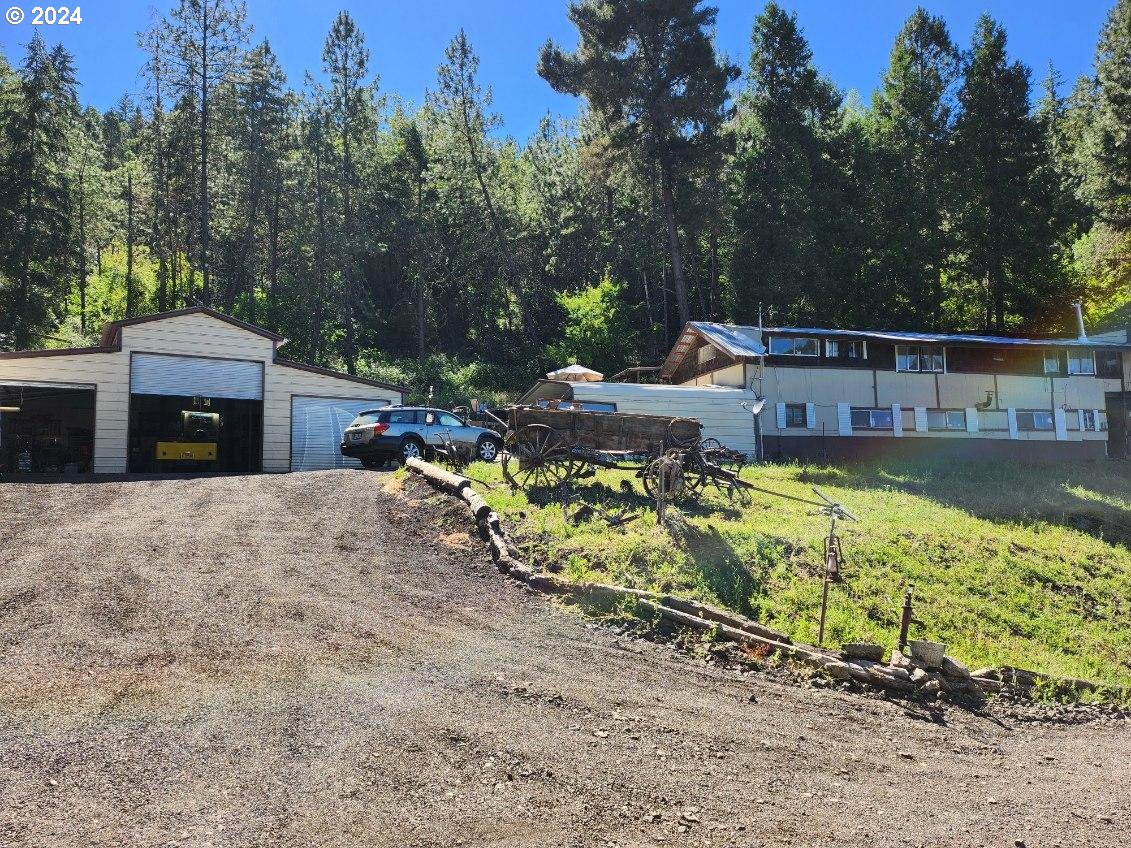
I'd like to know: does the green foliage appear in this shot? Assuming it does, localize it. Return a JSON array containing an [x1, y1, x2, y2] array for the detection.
[[473, 457, 1131, 687], [547, 275, 635, 373]]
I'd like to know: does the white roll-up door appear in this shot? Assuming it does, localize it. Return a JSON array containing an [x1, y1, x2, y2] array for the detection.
[[290, 395, 391, 471], [131, 353, 263, 399]]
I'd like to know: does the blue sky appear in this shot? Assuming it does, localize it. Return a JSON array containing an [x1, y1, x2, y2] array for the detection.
[[0, 0, 1113, 140]]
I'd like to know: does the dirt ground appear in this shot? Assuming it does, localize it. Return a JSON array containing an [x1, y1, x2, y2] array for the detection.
[[0, 470, 1127, 848]]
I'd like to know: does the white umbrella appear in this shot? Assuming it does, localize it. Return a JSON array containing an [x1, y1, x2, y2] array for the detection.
[[546, 363, 604, 382]]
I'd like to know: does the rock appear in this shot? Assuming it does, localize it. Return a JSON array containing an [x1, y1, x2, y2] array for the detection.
[[910, 667, 929, 685], [941, 655, 973, 681], [841, 643, 885, 662], [822, 660, 854, 680], [898, 751, 914, 759], [889, 650, 913, 670], [920, 679, 941, 699]]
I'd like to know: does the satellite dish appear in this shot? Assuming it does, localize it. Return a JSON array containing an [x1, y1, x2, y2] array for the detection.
[[741, 397, 766, 416]]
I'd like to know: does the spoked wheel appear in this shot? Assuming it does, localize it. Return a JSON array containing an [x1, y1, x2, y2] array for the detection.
[[642, 452, 686, 501], [501, 424, 575, 492]]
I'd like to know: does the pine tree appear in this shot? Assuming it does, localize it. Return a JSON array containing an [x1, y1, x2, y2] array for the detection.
[[865, 8, 960, 329], [0, 35, 79, 349], [953, 15, 1059, 332], [539, 0, 738, 329], [1091, 0, 1131, 229], [728, 2, 847, 325]]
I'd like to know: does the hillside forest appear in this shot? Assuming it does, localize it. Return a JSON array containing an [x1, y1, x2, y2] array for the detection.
[[0, 0, 1128, 402]]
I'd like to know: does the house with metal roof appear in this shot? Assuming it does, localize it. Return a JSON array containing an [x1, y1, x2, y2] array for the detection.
[[658, 314, 1131, 461]]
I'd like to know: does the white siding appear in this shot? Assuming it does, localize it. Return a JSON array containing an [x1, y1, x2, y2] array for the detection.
[[805, 402, 816, 429], [1054, 407, 1068, 441], [837, 403, 852, 436], [263, 362, 403, 472], [0, 350, 128, 472], [914, 407, 928, 433], [965, 408, 979, 433], [567, 382, 757, 456], [891, 403, 903, 437], [775, 402, 787, 430], [121, 312, 277, 361]]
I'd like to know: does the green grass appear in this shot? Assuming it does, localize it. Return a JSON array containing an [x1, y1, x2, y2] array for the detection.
[[448, 456, 1131, 688]]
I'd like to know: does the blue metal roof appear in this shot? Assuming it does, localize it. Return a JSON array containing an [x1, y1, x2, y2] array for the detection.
[[691, 322, 1131, 352]]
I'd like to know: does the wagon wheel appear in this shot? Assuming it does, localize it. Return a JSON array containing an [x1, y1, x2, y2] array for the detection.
[[501, 424, 575, 492], [666, 417, 702, 450], [642, 451, 686, 500], [700, 437, 724, 453]]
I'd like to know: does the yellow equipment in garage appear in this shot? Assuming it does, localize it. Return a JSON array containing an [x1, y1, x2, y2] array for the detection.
[[155, 411, 220, 462]]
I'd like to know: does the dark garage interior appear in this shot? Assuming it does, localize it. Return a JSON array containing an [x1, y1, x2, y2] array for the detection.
[[0, 384, 96, 474], [128, 394, 263, 473]]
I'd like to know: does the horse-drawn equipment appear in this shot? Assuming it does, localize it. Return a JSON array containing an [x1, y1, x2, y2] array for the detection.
[[498, 404, 749, 502]]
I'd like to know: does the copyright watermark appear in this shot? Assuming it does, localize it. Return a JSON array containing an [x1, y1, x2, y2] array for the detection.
[[5, 6, 83, 25]]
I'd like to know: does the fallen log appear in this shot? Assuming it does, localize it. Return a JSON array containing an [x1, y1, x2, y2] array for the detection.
[[406, 457, 471, 495]]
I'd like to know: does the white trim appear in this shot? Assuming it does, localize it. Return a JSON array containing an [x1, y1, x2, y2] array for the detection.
[[1054, 408, 1068, 441], [913, 407, 928, 432], [1093, 409, 1102, 432], [805, 402, 816, 429], [775, 402, 787, 430], [965, 408, 979, 433], [837, 403, 852, 436], [892, 403, 903, 437], [1007, 408, 1018, 439], [0, 379, 97, 390], [1066, 351, 1097, 375], [1077, 409, 1086, 432]]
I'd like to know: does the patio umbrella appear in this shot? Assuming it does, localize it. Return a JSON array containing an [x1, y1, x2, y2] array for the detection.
[[546, 363, 604, 382]]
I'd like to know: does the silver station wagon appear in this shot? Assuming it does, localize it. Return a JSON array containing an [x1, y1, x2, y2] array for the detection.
[[340, 406, 503, 467]]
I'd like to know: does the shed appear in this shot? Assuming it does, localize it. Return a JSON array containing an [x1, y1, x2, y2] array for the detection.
[[517, 379, 759, 456], [0, 307, 406, 474]]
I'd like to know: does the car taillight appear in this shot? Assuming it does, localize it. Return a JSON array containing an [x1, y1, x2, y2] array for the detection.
[[372, 423, 389, 436]]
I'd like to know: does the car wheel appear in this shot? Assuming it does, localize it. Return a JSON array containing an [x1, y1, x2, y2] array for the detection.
[[476, 437, 501, 462], [400, 437, 425, 461]]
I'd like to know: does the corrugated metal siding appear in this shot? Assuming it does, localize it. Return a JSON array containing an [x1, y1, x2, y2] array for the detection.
[[0, 350, 129, 472], [290, 396, 391, 471], [121, 312, 277, 361], [263, 363, 403, 472], [130, 353, 263, 399], [567, 382, 757, 456]]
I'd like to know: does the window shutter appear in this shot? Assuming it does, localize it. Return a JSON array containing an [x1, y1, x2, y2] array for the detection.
[[914, 407, 928, 432], [775, 402, 787, 430], [805, 402, 816, 429], [1054, 408, 1067, 441], [837, 403, 852, 436], [1077, 409, 1086, 433], [1007, 408, 1018, 439], [1093, 409, 1102, 432], [892, 403, 903, 437], [965, 408, 979, 433]]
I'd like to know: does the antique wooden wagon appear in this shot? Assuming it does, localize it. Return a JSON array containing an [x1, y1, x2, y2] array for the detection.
[[499, 404, 746, 500]]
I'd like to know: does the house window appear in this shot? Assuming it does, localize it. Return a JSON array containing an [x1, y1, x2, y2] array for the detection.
[[1042, 350, 1061, 375], [1097, 351, 1122, 379], [1081, 409, 1097, 431], [1016, 411, 1055, 431], [926, 409, 966, 431], [784, 403, 807, 428], [826, 340, 866, 360], [1067, 351, 1095, 375], [895, 345, 944, 373], [769, 336, 819, 357], [850, 407, 894, 430]]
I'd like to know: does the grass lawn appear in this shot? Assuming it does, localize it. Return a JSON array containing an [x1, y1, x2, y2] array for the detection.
[[442, 456, 1131, 689]]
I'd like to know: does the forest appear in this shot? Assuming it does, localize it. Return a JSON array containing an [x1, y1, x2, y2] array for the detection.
[[0, 0, 1128, 402]]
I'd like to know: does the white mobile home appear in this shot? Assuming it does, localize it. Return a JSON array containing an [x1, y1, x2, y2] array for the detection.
[[517, 379, 759, 456]]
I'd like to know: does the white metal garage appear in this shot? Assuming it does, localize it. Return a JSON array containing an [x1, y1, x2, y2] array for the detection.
[[0, 307, 407, 473], [290, 395, 392, 471]]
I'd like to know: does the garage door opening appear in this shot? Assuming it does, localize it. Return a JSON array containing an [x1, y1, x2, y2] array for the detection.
[[128, 353, 264, 473], [0, 383, 96, 474], [291, 396, 390, 471]]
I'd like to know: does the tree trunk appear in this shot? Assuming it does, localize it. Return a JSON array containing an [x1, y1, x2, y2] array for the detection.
[[660, 164, 690, 328], [126, 172, 136, 316], [199, 5, 211, 305], [311, 143, 328, 363], [77, 162, 88, 336]]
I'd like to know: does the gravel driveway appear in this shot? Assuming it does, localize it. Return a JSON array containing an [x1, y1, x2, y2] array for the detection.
[[0, 470, 1127, 847]]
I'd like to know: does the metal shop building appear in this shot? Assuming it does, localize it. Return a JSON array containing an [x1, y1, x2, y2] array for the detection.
[[0, 307, 405, 474]]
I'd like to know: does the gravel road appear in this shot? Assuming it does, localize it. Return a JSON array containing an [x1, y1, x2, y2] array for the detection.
[[0, 470, 1127, 847]]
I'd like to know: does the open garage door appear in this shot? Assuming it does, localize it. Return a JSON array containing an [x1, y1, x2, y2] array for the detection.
[[0, 382, 96, 474], [291, 395, 391, 471]]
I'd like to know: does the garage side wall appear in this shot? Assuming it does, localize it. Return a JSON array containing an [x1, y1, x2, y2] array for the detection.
[[263, 364, 403, 472], [0, 351, 128, 472]]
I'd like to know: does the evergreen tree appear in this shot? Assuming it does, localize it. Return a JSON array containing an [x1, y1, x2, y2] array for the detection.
[[0, 35, 79, 349], [1091, 0, 1131, 229], [728, 2, 847, 325], [865, 8, 959, 329], [539, 0, 738, 328]]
